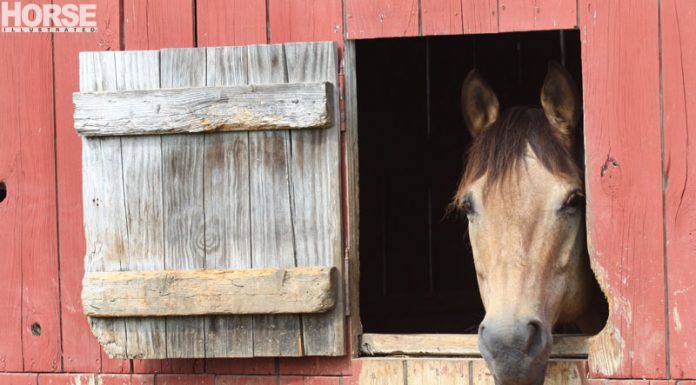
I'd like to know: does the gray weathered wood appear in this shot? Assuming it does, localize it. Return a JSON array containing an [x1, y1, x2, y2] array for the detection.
[[284, 41, 344, 356], [79, 51, 129, 358], [204, 45, 254, 357], [344, 40, 363, 355], [74, 82, 333, 136], [248, 44, 303, 357], [160, 47, 207, 358], [360, 334, 589, 358], [83, 267, 338, 317], [115, 50, 168, 359]]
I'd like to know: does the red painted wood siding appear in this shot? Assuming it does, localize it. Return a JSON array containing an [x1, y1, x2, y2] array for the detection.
[[0, 6, 62, 372], [269, 0, 343, 46], [345, 0, 419, 39], [662, 0, 696, 379], [499, 0, 576, 32], [52, 0, 122, 373], [123, 0, 195, 49], [196, 0, 267, 47], [580, 0, 666, 378]]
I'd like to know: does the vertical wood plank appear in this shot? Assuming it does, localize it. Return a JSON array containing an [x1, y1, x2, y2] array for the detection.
[[499, 0, 576, 32], [196, 0, 267, 47], [160, 48, 208, 359], [80, 51, 130, 361], [113, 50, 167, 359], [123, 0, 195, 50], [345, 0, 420, 39], [421, 0, 463, 35], [406, 360, 467, 385], [204, 46, 254, 358], [461, 0, 499, 34], [247, 44, 303, 357], [356, 360, 405, 385], [662, 0, 696, 378], [6, 26, 63, 374], [268, 0, 343, 45], [284, 42, 344, 356], [52, 0, 122, 372], [343, 40, 363, 356], [579, 0, 666, 378]]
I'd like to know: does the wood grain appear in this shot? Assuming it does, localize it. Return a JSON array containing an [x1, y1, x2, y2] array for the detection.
[[285, 41, 344, 356], [461, 0, 498, 33], [83, 267, 337, 316], [268, 0, 343, 44], [406, 359, 467, 385], [421, 0, 463, 35], [74, 82, 333, 136], [52, 0, 122, 371], [123, 0, 194, 50], [360, 334, 588, 357], [247, 43, 303, 357], [345, 0, 419, 39], [204, 45, 255, 358], [662, 0, 696, 378], [114, 50, 168, 359], [499, 0, 576, 32], [196, 0, 267, 47], [160, 48, 207, 359], [580, 0, 665, 378], [80, 51, 130, 359], [0, 23, 61, 372]]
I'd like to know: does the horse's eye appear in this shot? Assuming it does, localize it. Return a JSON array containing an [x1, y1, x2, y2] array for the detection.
[[462, 198, 475, 216], [560, 190, 585, 214]]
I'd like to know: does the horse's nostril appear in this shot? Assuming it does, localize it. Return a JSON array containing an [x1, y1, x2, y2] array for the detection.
[[525, 320, 545, 356]]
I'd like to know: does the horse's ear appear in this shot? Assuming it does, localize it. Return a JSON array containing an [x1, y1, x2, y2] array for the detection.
[[461, 69, 499, 137], [541, 61, 579, 141]]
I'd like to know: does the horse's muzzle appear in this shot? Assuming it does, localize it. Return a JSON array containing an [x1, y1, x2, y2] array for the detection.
[[478, 317, 552, 385]]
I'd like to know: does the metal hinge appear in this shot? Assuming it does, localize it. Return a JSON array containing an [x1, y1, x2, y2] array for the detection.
[[343, 247, 351, 316]]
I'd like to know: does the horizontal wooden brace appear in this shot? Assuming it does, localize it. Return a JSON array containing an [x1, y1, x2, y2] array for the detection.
[[74, 82, 333, 136], [360, 333, 589, 358], [82, 266, 337, 317]]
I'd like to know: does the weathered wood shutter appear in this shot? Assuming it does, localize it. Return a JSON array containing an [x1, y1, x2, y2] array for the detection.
[[76, 42, 343, 358]]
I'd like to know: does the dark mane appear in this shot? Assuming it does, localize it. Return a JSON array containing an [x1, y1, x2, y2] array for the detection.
[[453, 106, 581, 207]]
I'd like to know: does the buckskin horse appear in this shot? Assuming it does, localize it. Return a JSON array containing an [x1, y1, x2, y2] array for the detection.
[[452, 62, 606, 385]]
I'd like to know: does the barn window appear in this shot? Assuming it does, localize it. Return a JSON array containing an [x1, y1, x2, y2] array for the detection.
[[350, 30, 607, 356]]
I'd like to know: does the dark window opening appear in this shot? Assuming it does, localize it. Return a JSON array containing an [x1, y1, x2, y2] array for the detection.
[[356, 30, 590, 334]]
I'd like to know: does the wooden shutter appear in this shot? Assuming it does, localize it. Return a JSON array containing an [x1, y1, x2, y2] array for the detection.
[[76, 42, 344, 358]]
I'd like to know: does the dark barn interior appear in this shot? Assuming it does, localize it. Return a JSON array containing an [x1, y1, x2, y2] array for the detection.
[[356, 30, 584, 334]]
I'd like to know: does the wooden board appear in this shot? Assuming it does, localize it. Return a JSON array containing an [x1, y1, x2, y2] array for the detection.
[[406, 359, 467, 385], [204, 45, 255, 358], [662, 0, 696, 378], [499, 0, 576, 32], [269, 0, 343, 45], [123, 0, 194, 50], [196, 0, 267, 47], [421, 0, 464, 35], [115, 50, 168, 360], [160, 47, 208, 359], [345, 0, 419, 39], [579, 0, 666, 378], [247, 43, 303, 357], [83, 267, 338, 316], [74, 82, 333, 136], [360, 334, 588, 358], [285, 42, 344, 356], [52, 0, 122, 372], [460, 0, 498, 34]]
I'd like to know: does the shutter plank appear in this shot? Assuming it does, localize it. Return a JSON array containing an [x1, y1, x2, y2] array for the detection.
[[160, 48, 207, 358], [79, 51, 129, 358], [247, 44, 303, 357], [114, 50, 168, 359], [204, 45, 254, 357], [284, 42, 344, 356]]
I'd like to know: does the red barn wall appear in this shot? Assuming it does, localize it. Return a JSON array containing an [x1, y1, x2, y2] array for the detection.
[[0, 0, 693, 383]]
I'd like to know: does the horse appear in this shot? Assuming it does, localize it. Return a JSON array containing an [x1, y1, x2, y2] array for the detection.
[[452, 62, 607, 385]]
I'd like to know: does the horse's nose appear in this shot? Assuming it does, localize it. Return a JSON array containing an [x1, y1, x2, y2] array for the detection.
[[479, 318, 549, 359]]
